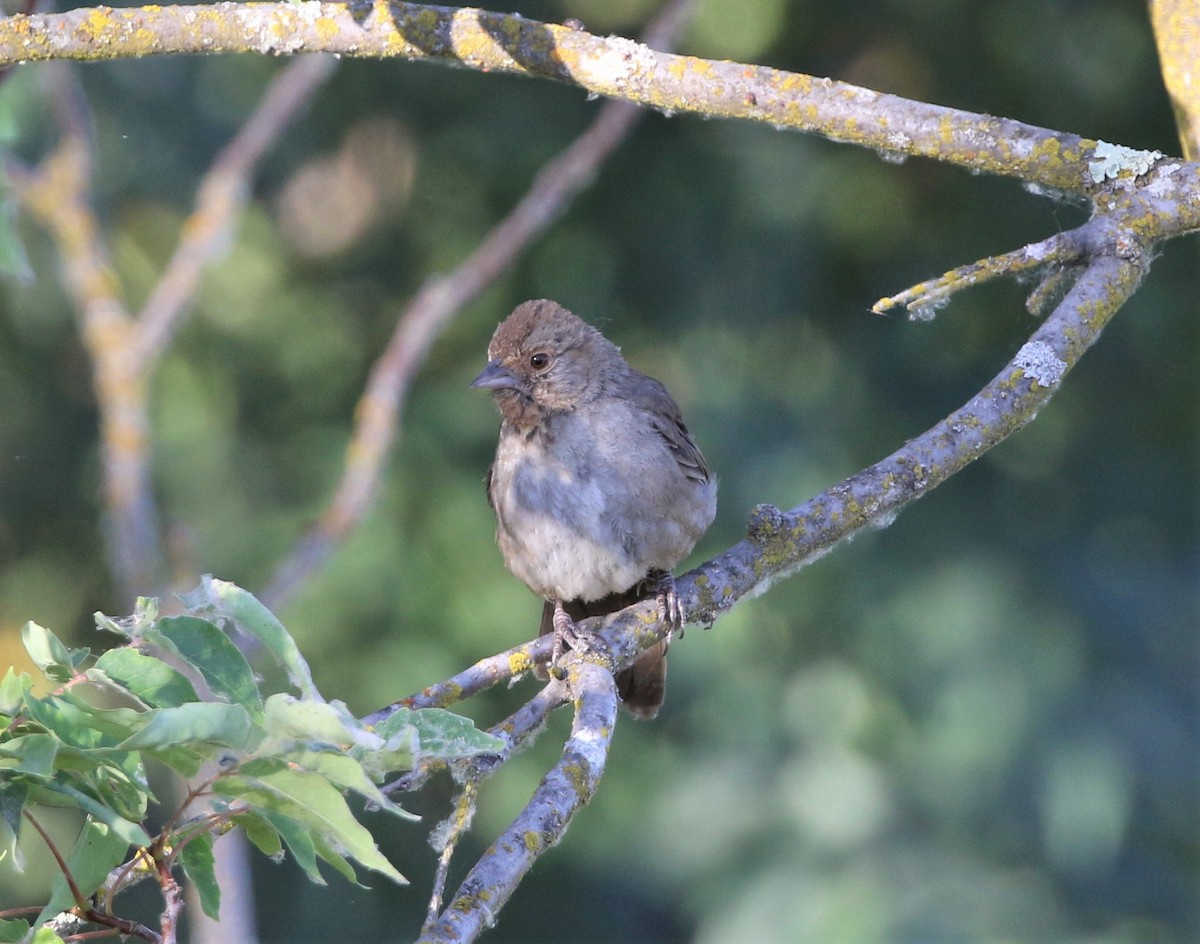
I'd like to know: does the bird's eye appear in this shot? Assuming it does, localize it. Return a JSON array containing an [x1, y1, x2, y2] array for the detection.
[[529, 352, 551, 370]]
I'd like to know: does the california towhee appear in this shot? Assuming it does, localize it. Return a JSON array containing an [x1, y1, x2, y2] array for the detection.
[[472, 299, 717, 718]]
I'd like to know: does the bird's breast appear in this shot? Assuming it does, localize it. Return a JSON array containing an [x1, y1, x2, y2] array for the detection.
[[489, 408, 714, 603]]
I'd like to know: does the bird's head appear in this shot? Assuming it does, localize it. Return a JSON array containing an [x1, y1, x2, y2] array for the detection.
[[472, 299, 622, 421]]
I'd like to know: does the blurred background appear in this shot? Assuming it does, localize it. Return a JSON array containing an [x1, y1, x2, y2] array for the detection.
[[0, 0, 1195, 941]]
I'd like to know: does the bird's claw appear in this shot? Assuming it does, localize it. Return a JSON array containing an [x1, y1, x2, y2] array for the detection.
[[550, 600, 608, 677], [646, 569, 684, 638]]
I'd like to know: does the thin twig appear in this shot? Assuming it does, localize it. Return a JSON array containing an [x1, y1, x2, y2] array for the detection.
[[422, 781, 479, 931], [872, 229, 1090, 316], [136, 55, 338, 361], [24, 811, 161, 943], [367, 635, 552, 723], [24, 809, 89, 912]]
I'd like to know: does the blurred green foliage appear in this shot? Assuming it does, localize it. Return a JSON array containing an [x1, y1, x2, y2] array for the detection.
[[0, 1, 1195, 942]]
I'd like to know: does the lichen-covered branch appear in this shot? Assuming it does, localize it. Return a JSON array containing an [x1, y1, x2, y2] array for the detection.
[[872, 228, 1092, 318], [417, 661, 619, 944], [3, 2, 1193, 198], [9, 56, 336, 604], [380, 207, 1146, 942], [682, 254, 1142, 630], [9, 66, 160, 599]]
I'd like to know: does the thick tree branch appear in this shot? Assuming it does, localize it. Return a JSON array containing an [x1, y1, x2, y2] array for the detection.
[[4, 2, 1196, 202]]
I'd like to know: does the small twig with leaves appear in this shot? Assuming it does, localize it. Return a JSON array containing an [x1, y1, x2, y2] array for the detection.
[[0, 579, 502, 944], [23, 811, 161, 943]]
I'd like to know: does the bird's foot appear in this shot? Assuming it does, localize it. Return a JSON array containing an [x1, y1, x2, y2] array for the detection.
[[645, 569, 684, 639], [549, 600, 608, 679]]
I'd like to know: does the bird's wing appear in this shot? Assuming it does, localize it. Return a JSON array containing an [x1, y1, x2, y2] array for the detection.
[[629, 372, 711, 484]]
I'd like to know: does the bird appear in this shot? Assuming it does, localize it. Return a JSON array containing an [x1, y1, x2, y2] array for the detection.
[[472, 299, 717, 718]]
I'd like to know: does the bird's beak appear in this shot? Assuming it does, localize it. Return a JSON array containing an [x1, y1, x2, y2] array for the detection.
[[471, 360, 519, 391]]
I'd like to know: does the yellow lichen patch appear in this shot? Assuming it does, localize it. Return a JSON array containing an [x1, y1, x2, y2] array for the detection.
[[82, 8, 116, 42], [774, 71, 813, 96], [315, 16, 340, 44], [507, 651, 535, 675], [131, 27, 159, 52], [523, 831, 541, 853], [666, 54, 714, 81], [561, 761, 591, 798]]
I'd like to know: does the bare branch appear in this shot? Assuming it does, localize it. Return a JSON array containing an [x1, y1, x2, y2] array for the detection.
[[9, 65, 160, 600], [136, 54, 338, 361], [423, 782, 479, 930], [375, 636, 551, 717], [681, 246, 1145, 634], [10, 52, 336, 604]]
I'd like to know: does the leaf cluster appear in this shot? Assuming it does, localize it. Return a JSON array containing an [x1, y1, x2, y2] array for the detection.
[[0, 577, 502, 943]]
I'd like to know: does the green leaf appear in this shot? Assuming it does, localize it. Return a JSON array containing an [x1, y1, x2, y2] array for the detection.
[[93, 648, 200, 708], [93, 597, 158, 640], [381, 707, 505, 761], [120, 703, 261, 752], [264, 748, 417, 821], [262, 693, 373, 747], [212, 765, 406, 884], [24, 694, 149, 749], [0, 667, 31, 714], [147, 617, 263, 719], [85, 758, 151, 823], [34, 819, 133, 927], [30, 928, 66, 944], [0, 780, 27, 872], [180, 577, 320, 702], [179, 833, 221, 920], [264, 809, 324, 884], [309, 830, 361, 886], [20, 697, 106, 749], [232, 809, 283, 860], [0, 733, 58, 777], [20, 622, 74, 683], [0, 917, 30, 943], [142, 744, 207, 779], [37, 781, 150, 848]]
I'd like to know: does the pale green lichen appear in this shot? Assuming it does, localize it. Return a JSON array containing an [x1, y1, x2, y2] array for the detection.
[[1088, 141, 1163, 183]]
